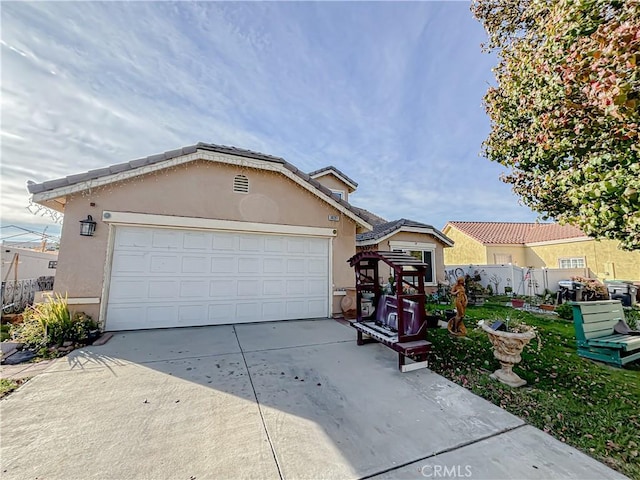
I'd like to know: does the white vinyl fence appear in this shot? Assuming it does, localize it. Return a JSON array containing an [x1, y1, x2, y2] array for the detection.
[[443, 264, 590, 296]]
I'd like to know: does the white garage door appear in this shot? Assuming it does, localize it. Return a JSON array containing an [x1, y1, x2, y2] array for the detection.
[[106, 225, 330, 330]]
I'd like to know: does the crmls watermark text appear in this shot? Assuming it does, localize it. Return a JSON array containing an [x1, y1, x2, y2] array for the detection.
[[421, 464, 473, 478]]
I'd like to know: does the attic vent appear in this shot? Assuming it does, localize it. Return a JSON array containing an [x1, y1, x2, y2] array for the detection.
[[233, 175, 249, 193]]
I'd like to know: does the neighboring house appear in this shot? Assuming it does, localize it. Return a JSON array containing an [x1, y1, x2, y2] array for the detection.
[[442, 221, 640, 282], [28, 143, 373, 331], [1, 247, 58, 281], [356, 219, 454, 292]]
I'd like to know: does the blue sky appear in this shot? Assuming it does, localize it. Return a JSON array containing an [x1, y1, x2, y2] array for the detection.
[[1, 1, 539, 240]]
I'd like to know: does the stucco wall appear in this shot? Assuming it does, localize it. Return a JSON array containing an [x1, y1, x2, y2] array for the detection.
[[374, 231, 448, 292], [53, 160, 358, 321], [485, 245, 528, 266], [313, 174, 352, 202], [442, 227, 486, 265], [528, 239, 640, 282], [1, 247, 58, 280]]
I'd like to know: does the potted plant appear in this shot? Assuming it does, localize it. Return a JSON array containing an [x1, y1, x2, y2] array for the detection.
[[510, 296, 526, 308], [479, 315, 539, 387]]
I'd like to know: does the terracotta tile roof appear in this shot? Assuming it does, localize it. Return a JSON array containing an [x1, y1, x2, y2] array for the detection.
[[446, 221, 588, 244]]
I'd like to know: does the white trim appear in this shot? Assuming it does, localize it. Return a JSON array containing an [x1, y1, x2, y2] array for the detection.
[[525, 236, 592, 247], [357, 226, 453, 247], [390, 241, 437, 287], [329, 189, 346, 200], [31, 149, 372, 230], [102, 211, 338, 237], [389, 240, 437, 250], [328, 238, 334, 316], [67, 297, 100, 305], [310, 169, 357, 191], [99, 223, 116, 326]]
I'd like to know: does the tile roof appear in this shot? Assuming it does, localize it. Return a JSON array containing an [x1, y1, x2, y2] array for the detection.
[[349, 206, 388, 226], [446, 221, 588, 244], [356, 218, 453, 245], [26, 142, 372, 228], [307, 165, 358, 189]]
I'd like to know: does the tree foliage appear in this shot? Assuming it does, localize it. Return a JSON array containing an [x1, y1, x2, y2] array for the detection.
[[472, 0, 640, 250]]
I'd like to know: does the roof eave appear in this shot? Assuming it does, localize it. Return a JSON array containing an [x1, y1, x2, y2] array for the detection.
[[29, 148, 373, 231], [356, 226, 454, 247], [309, 169, 357, 192]]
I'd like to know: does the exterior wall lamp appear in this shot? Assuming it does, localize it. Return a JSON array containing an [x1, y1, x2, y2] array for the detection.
[[79, 215, 97, 236]]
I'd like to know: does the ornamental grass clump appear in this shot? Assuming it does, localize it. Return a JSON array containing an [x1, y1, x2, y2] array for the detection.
[[11, 294, 98, 352]]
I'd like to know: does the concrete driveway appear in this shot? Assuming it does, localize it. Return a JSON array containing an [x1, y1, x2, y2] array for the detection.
[[0, 319, 625, 479]]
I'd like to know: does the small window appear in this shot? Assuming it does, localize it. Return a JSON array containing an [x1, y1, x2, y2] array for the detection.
[[330, 189, 344, 200], [48, 261, 57, 269], [559, 257, 585, 269], [494, 254, 512, 264], [233, 175, 249, 193]]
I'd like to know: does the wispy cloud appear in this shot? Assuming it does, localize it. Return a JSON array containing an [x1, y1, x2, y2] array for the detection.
[[0, 1, 538, 235]]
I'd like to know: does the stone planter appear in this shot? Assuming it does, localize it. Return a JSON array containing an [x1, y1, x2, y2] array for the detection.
[[481, 321, 535, 387]]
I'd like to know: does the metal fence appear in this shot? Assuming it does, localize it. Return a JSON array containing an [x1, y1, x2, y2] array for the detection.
[[1, 276, 54, 314]]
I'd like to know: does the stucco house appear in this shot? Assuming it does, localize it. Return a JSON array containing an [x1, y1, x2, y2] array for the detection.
[[442, 221, 640, 282], [357, 219, 454, 291], [27, 143, 374, 330]]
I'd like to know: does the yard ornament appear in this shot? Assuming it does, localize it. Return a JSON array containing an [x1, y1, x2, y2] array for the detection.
[[448, 277, 468, 336]]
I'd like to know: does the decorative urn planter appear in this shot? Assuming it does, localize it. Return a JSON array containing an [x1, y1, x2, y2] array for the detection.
[[480, 321, 535, 387]]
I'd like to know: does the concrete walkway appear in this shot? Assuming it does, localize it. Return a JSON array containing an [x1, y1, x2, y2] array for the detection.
[[0, 319, 627, 479]]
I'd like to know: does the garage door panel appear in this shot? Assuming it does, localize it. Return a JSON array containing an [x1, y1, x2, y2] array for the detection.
[[112, 253, 147, 273], [287, 259, 305, 274], [106, 226, 329, 330], [178, 304, 207, 325], [183, 232, 209, 250], [238, 258, 259, 273], [239, 235, 261, 251], [179, 280, 208, 298], [117, 229, 152, 248], [211, 257, 236, 273], [308, 299, 327, 316], [110, 280, 147, 300], [208, 303, 235, 320], [264, 237, 284, 252], [263, 279, 284, 295], [182, 256, 207, 273], [237, 280, 260, 296], [148, 280, 177, 299], [308, 279, 326, 296], [308, 259, 327, 274], [213, 234, 235, 250], [286, 301, 305, 316], [263, 258, 284, 273], [150, 255, 179, 273], [152, 231, 179, 249]]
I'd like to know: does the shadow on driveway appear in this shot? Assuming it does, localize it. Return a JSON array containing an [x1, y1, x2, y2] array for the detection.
[[0, 319, 625, 480]]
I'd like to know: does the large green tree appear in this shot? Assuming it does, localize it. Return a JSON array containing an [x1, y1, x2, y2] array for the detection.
[[472, 0, 640, 249]]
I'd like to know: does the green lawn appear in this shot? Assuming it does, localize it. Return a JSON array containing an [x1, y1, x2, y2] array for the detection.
[[0, 378, 26, 399], [426, 300, 640, 478]]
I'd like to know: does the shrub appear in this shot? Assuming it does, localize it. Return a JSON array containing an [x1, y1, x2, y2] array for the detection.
[[11, 294, 98, 349], [555, 303, 573, 320], [625, 308, 640, 330]]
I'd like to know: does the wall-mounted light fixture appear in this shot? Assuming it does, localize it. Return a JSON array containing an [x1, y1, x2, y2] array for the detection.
[[79, 215, 97, 236]]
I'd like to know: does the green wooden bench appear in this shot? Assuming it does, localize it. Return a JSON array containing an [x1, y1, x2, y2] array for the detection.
[[571, 300, 640, 367]]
